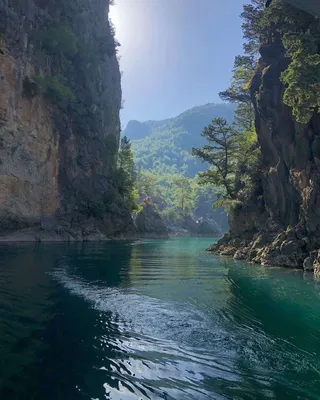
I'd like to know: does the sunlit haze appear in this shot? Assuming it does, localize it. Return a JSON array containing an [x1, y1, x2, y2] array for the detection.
[[109, 0, 247, 127]]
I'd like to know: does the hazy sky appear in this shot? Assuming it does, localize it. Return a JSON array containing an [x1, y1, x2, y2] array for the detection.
[[109, 0, 246, 127]]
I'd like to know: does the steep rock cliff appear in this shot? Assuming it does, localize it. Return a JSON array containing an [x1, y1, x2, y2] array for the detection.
[[209, 12, 320, 271], [0, 0, 133, 239], [134, 198, 168, 238]]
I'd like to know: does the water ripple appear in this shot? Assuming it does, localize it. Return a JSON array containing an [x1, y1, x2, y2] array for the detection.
[[1, 239, 320, 399]]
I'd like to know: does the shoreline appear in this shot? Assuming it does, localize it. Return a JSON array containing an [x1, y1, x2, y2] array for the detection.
[[0, 228, 221, 243]]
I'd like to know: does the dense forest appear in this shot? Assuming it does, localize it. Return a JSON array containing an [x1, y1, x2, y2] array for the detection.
[[123, 104, 236, 234], [125, 103, 235, 176]]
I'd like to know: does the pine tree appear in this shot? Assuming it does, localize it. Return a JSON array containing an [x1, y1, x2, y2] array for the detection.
[[192, 118, 239, 201], [219, 55, 256, 130], [117, 136, 138, 211], [118, 136, 135, 181], [170, 175, 196, 219]]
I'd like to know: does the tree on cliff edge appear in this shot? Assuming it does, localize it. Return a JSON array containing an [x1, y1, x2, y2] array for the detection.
[[118, 136, 135, 180], [192, 118, 239, 202], [117, 136, 138, 211], [219, 55, 256, 131], [241, 0, 320, 123]]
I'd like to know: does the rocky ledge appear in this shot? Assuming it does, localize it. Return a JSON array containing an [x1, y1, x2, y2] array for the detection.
[[134, 198, 169, 238], [208, 225, 320, 278]]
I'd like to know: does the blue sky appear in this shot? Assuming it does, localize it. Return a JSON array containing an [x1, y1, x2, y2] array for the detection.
[[110, 0, 247, 127]]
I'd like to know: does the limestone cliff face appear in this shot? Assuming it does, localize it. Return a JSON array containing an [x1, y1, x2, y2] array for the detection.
[[0, 0, 132, 239], [210, 27, 320, 271], [0, 43, 59, 227]]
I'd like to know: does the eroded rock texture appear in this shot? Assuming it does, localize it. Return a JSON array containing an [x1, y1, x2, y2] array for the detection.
[[209, 27, 320, 271], [0, 0, 133, 240]]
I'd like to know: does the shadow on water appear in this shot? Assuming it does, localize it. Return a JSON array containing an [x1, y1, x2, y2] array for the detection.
[[0, 242, 141, 399], [1, 239, 320, 400], [0, 243, 58, 398]]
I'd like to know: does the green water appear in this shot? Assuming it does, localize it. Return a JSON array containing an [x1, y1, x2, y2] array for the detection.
[[0, 238, 320, 399]]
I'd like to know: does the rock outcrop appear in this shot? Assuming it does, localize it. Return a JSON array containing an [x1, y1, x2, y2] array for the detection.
[[0, 0, 134, 240], [209, 14, 320, 271], [134, 198, 168, 238]]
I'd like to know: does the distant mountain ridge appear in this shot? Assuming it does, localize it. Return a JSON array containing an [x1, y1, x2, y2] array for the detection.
[[123, 103, 236, 177]]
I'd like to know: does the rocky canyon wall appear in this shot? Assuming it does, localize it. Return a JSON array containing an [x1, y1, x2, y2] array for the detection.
[[0, 0, 132, 239], [209, 8, 320, 272]]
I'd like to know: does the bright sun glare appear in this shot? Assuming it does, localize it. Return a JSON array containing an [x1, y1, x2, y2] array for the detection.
[[109, 3, 122, 34]]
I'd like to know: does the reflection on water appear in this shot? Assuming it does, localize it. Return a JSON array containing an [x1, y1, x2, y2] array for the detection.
[[0, 238, 320, 399]]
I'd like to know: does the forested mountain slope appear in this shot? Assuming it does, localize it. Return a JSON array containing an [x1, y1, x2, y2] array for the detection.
[[123, 104, 235, 234], [124, 103, 235, 177]]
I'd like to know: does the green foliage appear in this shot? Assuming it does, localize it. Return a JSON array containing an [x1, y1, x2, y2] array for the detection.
[[169, 175, 196, 219], [236, 126, 261, 198], [37, 25, 78, 56], [192, 117, 261, 209], [214, 199, 243, 212], [242, 0, 320, 123], [83, 137, 139, 218], [265, 2, 319, 123], [135, 170, 163, 200], [281, 31, 320, 123], [120, 184, 139, 212], [194, 0, 319, 214], [118, 136, 136, 181], [237, 126, 258, 164], [219, 55, 256, 130], [219, 56, 255, 104], [241, 0, 267, 56], [125, 103, 236, 177], [133, 131, 197, 176], [193, 118, 240, 201], [204, 15, 263, 209], [125, 105, 234, 226], [116, 136, 138, 212], [34, 75, 74, 106], [134, 169, 222, 223]]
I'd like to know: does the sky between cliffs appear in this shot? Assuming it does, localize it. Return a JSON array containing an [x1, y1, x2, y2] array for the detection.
[[109, 0, 246, 127]]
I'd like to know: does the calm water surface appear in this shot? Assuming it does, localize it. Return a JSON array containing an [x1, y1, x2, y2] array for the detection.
[[0, 237, 320, 399]]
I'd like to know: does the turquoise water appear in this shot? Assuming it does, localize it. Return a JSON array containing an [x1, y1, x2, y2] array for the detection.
[[0, 237, 320, 399]]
